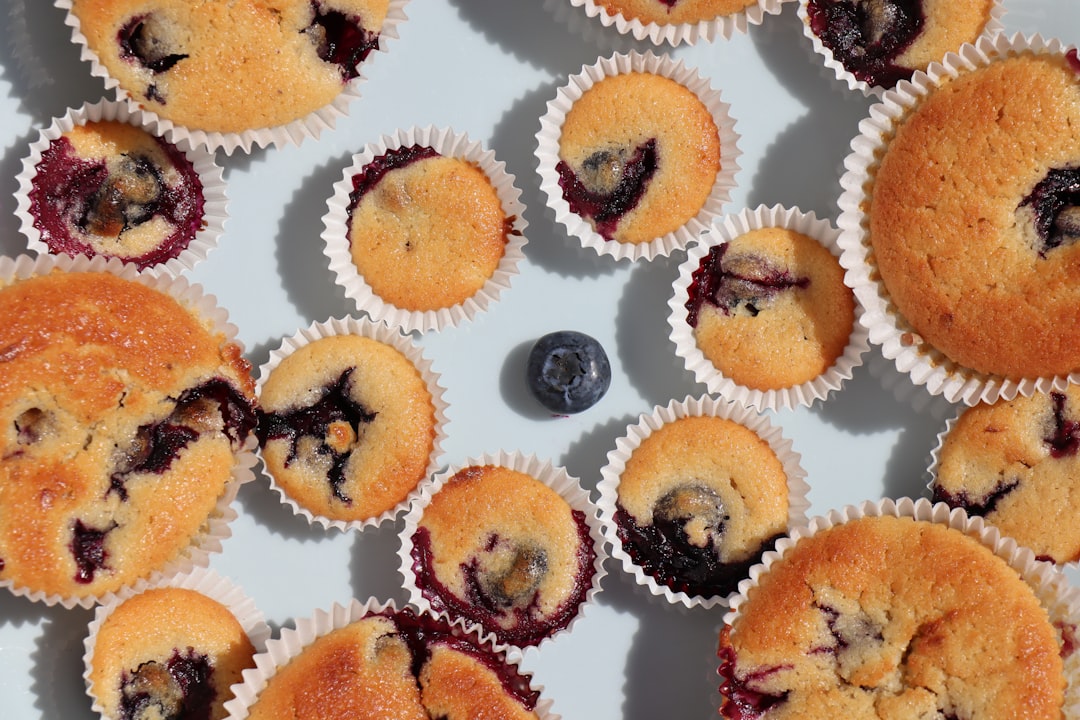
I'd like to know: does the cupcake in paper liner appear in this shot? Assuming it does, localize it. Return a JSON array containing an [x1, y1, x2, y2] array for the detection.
[[927, 384, 1080, 567], [536, 50, 740, 262], [797, 0, 1005, 97], [668, 204, 868, 411], [223, 597, 560, 720], [596, 394, 809, 610], [0, 253, 258, 609], [55, 0, 409, 155], [323, 126, 528, 334], [15, 99, 226, 275], [837, 33, 1080, 406], [84, 566, 271, 720], [566, 0, 788, 47], [717, 497, 1080, 719], [398, 451, 607, 655], [253, 315, 448, 532]]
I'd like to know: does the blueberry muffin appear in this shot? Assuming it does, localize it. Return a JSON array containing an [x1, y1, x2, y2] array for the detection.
[[28, 119, 205, 270], [246, 609, 543, 720], [409, 465, 597, 648], [591, 0, 759, 26], [256, 333, 437, 524], [868, 50, 1080, 379], [345, 145, 513, 312], [557, 71, 721, 244], [718, 515, 1064, 718], [88, 587, 257, 720], [804, 0, 996, 90], [685, 226, 855, 390], [0, 267, 256, 602], [614, 415, 790, 599], [932, 385, 1080, 563], [68, 0, 391, 134]]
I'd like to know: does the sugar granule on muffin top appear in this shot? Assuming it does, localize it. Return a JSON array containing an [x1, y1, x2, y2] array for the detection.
[[69, 0, 391, 134]]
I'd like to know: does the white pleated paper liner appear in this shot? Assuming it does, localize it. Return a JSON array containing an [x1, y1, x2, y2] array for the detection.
[[15, 99, 226, 276], [221, 597, 560, 720], [0, 253, 257, 609], [83, 566, 271, 719], [668, 204, 869, 411], [397, 450, 608, 659], [323, 126, 528, 334], [797, 0, 1005, 97], [721, 497, 1080, 718], [568, 0, 789, 46], [254, 315, 449, 532], [536, 50, 741, 262], [54, 0, 409, 156], [596, 395, 809, 609], [836, 33, 1080, 407]]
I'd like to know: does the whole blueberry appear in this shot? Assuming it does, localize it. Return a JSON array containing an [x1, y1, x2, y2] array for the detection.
[[526, 331, 611, 414]]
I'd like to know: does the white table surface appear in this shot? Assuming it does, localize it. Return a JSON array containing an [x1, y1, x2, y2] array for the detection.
[[2, 1, 1079, 718]]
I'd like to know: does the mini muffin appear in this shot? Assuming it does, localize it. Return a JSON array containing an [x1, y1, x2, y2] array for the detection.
[[243, 607, 545, 720], [931, 385, 1080, 564], [405, 460, 601, 649], [87, 586, 258, 720], [719, 513, 1065, 718], [256, 329, 440, 526], [612, 414, 792, 600], [0, 258, 257, 605], [26, 118, 206, 270], [801, 0, 998, 93], [590, 0, 760, 26], [65, 0, 391, 136]]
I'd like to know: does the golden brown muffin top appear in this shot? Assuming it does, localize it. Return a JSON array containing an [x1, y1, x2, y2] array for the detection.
[[594, 0, 758, 25]]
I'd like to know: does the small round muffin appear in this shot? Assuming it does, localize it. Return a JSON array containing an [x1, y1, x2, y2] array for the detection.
[[88, 587, 257, 720], [409, 465, 597, 648], [590, 0, 759, 25], [868, 50, 1080, 379], [614, 415, 790, 599], [0, 266, 257, 603], [68, 0, 390, 134], [804, 0, 996, 90], [256, 333, 437, 524], [932, 385, 1080, 564], [245, 609, 544, 720], [28, 119, 204, 270], [346, 145, 512, 312], [718, 514, 1065, 719], [686, 226, 855, 391], [556, 71, 721, 244]]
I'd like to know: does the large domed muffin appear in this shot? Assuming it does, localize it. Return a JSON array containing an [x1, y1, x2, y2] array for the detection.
[[718, 513, 1066, 718], [255, 328, 441, 527], [590, 0, 759, 26], [405, 461, 601, 649], [87, 586, 258, 720], [0, 261, 257, 604], [864, 47, 1080, 381], [65, 0, 391, 136], [243, 608, 545, 720], [26, 118, 205, 271], [931, 385, 1080, 564]]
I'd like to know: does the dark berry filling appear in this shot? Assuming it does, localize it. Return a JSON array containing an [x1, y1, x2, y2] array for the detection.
[[1019, 167, 1080, 256], [717, 632, 790, 720], [303, 1, 381, 81], [348, 144, 439, 205], [1044, 391, 1080, 458], [932, 477, 1019, 517], [70, 519, 115, 584], [615, 485, 779, 599], [685, 244, 810, 327], [1068, 49, 1080, 75], [119, 648, 215, 720], [108, 379, 256, 501], [29, 134, 205, 270], [14, 407, 53, 445], [814, 602, 884, 655], [254, 368, 376, 505], [556, 139, 658, 240], [410, 511, 595, 647], [806, 0, 923, 88], [118, 14, 189, 103]]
